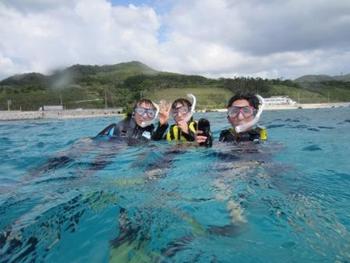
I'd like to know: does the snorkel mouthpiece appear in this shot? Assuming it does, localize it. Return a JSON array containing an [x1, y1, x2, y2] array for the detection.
[[234, 95, 264, 133], [184, 94, 196, 122], [139, 102, 159, 128]]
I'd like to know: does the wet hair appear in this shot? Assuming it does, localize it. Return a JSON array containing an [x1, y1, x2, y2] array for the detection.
[[227, 93, 260, 110], [171, 98, 192, 110], [134, 99, 156, 110]]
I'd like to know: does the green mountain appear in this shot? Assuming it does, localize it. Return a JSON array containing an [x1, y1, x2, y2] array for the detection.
[[294, 73, 350, 101], [1, 61, 350, 111], [0, 61, 161, 110], [1, 61, 158, 88], [295, 74, 334, 83], [334, 73, 350, 82], [1, 73, 49, 88], [295, 73, 350, 83], [56, 61, 158, 82]]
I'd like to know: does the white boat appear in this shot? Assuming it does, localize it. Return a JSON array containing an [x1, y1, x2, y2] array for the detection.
[[263, 96, 297, 105]]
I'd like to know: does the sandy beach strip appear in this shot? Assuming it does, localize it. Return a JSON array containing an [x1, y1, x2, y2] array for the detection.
[[264, 102, 350, 110], [1, 102, 349, 121], [209, 102, 350, 112], [0, 109, 123, 121]]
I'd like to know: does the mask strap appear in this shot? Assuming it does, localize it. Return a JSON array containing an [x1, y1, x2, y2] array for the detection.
[[183, 94, 196, 122]]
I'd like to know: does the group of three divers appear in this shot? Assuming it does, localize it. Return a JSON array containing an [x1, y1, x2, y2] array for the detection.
[[97, 92, 267, 145]]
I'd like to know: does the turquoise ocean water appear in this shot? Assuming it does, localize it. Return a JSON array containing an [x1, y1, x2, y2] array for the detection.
[[0, 107, 350, 262]]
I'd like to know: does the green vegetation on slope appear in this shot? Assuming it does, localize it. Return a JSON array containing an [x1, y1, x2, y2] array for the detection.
[[1, 61, 350, 111], [145, 87, 233, 109]]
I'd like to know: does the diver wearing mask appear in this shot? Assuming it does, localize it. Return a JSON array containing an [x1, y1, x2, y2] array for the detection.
[[97, 99, 165, 143], [219, 93, 267, 143], [153, 94, 212, 146]]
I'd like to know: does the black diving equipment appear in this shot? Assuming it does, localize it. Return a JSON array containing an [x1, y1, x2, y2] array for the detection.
[[198, 118, 212, 147]]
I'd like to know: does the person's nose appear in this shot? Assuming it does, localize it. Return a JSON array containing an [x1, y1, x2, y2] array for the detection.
[[237, 111, 245, 120]]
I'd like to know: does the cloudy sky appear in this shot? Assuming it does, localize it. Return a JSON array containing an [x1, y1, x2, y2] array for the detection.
[[0, 0, 349, 80]]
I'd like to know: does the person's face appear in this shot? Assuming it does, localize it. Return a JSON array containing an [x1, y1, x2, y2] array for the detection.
[[171, 102, 190, 123], [134, 102, 156, 126], [227, 99, 255, 128]]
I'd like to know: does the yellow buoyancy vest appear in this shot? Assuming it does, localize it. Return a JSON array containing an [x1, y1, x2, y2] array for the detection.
[[166, 121, 197, 142], [259, 127, 267, 141]]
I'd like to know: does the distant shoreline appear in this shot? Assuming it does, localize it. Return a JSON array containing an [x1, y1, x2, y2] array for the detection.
[[1, 102, 349, 121], [0, 109, 123, 121], [265, 102, 350, 110], [204, 102, 350, 112]]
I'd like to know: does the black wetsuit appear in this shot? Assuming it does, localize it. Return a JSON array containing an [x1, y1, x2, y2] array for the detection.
[[97, 116, 167, 144], [219, 126, 266, 143]]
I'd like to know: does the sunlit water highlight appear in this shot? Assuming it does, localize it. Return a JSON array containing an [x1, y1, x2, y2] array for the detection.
[[1, 108, 350, 262]]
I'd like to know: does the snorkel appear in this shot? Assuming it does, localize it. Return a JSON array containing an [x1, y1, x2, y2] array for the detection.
[[234, 95, 264, 133], [183, 94, 196, 122], [138, 102, 160, 128]]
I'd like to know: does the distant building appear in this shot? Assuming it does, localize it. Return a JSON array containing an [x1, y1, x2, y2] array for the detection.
[[263, 96, 297, 105], [38, 105, 64, 111]]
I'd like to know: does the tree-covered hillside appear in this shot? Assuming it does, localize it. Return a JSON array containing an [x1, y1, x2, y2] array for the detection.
[[1, 61, 349, 111], [295, 74, 350, 102]]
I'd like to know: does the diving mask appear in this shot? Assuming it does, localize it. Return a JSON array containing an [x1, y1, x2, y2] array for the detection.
[[171, 106, 189, 117], [227, 106, 256, 118], [135, 107, 157, 118]]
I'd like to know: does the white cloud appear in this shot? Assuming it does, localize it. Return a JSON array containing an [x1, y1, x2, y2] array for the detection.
[[0, 0, 350, 80], [0, 0, 162, 78], [157, 0, 350, 78], [0, 53, 17, 76]]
